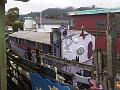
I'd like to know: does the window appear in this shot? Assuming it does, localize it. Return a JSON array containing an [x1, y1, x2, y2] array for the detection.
[[32, 24, 37, 29], [26, 40, 35, 47], [70, 18, 75, 26], [19, 39, 24, 44], [38, 23, 40, 28], [96, 21, 106, 28]]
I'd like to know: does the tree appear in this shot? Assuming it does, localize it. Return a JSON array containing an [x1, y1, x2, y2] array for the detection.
[[6, 7, 19, 26], [6, 7, 23, 32], [12, 21, 23, 32]]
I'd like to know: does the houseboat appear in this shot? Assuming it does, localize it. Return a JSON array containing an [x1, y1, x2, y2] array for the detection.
[[9, 31, 52, 62], [8, 8, 120, 90], [8, 25, 96, 89]]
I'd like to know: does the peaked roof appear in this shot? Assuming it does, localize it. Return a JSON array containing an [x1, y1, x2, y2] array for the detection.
[[68, 8, 120, 16]]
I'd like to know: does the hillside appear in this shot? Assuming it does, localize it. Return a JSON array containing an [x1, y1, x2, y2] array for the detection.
[[20, 6, 101, 20]]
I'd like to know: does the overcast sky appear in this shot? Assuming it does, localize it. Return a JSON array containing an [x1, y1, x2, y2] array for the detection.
[[5, 0, 120, 14]]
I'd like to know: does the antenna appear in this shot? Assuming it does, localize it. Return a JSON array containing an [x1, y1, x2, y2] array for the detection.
[[100, 2, 102, 8], [39, 12, 42, 28], [101, 3, 102, 8]]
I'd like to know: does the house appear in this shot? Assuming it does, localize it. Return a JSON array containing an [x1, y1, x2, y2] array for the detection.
[[23, 17, 69, 32], [24, 17, 37, 31], [36, 18, 69, 32], [68, 8, 120, 54]]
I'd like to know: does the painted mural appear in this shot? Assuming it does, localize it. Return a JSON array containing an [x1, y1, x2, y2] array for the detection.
[[61, 30, 95, 64], [31, 73, 71, 90], [61, 30, 95, 74]]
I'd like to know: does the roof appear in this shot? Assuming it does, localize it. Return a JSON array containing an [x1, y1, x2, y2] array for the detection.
[[9, 31, 51, 45], [15, 0, 29, 2], [68, 8, 120, 16], [35, 18, 69, 25], [75, 7, 101, 11]]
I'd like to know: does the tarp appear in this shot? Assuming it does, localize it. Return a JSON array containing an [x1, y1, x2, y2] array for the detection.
[[31, 73, 71, 90]]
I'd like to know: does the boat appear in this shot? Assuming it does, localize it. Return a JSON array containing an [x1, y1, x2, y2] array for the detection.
[[8, 25, 96, 89]]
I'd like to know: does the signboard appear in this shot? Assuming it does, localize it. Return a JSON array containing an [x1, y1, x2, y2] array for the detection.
[[31, 73, 71, 90]]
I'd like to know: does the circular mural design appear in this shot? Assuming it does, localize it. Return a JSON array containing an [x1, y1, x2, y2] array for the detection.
[[65, 37, 73, 46], [65, 37, 73, 50], [74, 37, 79, 44], [76, 47, 84, 55]]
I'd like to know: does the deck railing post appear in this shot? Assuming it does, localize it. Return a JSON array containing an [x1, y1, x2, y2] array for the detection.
[[0, 1, 7, 90]]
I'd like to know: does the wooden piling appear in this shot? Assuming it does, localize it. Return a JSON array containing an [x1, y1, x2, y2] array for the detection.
[[97, 50, 103, 85], [106, 13, 116, 90], [0, 1, 7, 90]]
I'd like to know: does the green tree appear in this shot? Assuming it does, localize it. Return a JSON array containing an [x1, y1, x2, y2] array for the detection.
[[12, 21, 23, 32], [6, 7, 23, 32], [6, 7, 19, 25]]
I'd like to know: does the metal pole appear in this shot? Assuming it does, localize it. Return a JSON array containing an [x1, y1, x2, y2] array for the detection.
[[0, 1, 7, 90], [40, 12, 42, 28]]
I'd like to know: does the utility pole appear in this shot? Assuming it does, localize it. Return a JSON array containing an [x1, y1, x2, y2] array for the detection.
[[106, 13, 116, 90], [0, 1, 7, 90]]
